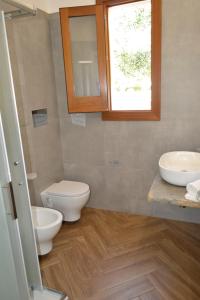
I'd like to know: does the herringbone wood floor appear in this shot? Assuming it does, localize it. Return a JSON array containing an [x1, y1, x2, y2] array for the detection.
[[40, 208, 200, 300]]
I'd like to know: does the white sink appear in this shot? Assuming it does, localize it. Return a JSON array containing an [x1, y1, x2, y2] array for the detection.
[[159, 151, 200, 186]]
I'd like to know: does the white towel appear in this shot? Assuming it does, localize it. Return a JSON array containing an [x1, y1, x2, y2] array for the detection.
[[186, 179, 200, 199], [185, 193, 200, 202]]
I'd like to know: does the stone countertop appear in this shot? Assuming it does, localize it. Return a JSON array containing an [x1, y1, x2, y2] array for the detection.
[[148, 174, 200, 208]]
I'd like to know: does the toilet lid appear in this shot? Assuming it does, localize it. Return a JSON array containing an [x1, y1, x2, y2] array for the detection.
[[44, 180, 90, 197]]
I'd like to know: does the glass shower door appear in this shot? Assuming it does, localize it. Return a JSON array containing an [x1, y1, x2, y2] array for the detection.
[[0, 10, 42, 292], [0, 113, 30, 300], [0, 10, 67, 300]]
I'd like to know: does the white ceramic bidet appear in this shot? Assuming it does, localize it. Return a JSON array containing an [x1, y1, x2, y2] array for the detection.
[[31, 206, 63, 255]]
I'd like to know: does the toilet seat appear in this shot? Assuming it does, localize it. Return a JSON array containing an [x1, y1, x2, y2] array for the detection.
[[41, 180, 90, 222], [44, 180, 90, 197]]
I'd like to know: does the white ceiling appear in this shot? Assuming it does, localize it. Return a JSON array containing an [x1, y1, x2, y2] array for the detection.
[[38, 0, 95, 13], [32, 0, 95, 13]]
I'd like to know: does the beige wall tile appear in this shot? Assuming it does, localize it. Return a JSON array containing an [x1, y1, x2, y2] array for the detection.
[[49, 0, 200, 223], [6, 10, 64, 205]]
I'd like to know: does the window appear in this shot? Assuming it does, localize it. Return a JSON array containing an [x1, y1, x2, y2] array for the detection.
[[60, 6, 109, 113], [102, 0, 161, 120], [60, 0, 161, 120]]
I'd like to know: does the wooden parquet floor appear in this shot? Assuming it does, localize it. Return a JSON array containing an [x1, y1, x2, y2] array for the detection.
[[40, 208, 200, 300]]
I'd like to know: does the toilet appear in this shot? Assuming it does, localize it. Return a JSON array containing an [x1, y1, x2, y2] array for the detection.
[[40, 180, 90, 222], [31, 206, 63, 255]]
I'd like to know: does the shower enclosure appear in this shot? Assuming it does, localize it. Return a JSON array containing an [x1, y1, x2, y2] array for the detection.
[[0, 1, 67, 299]]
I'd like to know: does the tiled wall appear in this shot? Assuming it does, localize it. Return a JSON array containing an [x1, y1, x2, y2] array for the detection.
[[5, 10, 64, 205], [49, 0, 200, 223], [2, 1, 200, 222]]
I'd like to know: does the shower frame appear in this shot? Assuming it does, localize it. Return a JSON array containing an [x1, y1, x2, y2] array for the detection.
[[3, 0, 36, 18]]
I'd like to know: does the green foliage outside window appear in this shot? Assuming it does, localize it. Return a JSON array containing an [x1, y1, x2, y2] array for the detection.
[[115, 8, 151, 82], [117, 51, 151, 78]]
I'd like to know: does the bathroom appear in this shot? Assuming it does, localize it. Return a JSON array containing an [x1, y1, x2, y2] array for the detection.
[[0, 0, 200, 299]]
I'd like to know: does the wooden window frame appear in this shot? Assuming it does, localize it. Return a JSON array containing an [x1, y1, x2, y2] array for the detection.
[[60, 5, 109, 113], [101, 0, 162, 121]]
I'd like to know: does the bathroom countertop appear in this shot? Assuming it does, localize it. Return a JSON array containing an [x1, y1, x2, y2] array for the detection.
[[148, 174, 200, 208]]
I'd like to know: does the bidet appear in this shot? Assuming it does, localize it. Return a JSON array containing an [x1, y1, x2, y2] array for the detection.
[[31, 206, 63, 255]]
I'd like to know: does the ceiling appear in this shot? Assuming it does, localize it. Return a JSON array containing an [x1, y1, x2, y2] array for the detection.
[[0, 0, 96, 14]]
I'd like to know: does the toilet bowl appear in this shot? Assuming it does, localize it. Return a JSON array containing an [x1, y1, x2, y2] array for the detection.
[[31, 206, 63, 255], [41, 180, 90, 222]]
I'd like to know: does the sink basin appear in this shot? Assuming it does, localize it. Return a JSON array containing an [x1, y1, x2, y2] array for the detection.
[[159, 151, 200, 186]]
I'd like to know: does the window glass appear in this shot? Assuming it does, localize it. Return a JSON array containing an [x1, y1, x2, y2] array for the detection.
[[108, 0, 151, 110], [69, 16, 100, 97]]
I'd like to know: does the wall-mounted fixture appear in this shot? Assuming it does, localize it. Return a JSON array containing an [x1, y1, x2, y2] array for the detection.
[[32, 108, 48, 128], [3, 0, 37, 19]]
